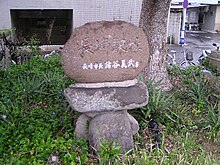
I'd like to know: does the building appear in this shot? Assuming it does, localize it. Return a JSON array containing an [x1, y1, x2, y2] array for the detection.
[[0, 0, 219, 45], [201, 4, 220, 31], [172, 0, 220, 32], [0, 0, 142, 44], [168, 0, 219, 44]]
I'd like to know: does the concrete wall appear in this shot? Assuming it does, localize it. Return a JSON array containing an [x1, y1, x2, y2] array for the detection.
[[186, 8, 200, 24], [201, 5, 217, 31], [0, 0, 142, 30], [167, 12, 181, 44], [0, 0, 74, 29], [214, 6, 220, 31], [0, 1, 11, 28], [7, 0, 73, 9], [72, 0, 142, 28]]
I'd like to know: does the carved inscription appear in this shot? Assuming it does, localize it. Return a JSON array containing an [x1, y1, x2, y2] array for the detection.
[[77, 35, 142, 56], [82, 59, 139, 70], [61, 21, 150, 82]]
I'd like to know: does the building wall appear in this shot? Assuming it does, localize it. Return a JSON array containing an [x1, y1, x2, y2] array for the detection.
[[72, 0, 142, 28], [0, 0, 74, 29], [214, 6, 220, 31], [186, 8, 200, 24], [8, 0, 73, 9], [167, 12, 181, 44], [201, 5, 217, 31], [0, 0, 142, 30], [0, 1, 11, 28]]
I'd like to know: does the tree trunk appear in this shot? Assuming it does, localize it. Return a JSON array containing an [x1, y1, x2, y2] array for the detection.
[[46, 17, 56, 45], [139, 0, 172, 91]]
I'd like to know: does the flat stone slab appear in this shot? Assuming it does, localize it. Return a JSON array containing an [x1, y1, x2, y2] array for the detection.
[[64, 81, 148, 113], [61, 20, 149, 83], [73, 79, 138, 88]]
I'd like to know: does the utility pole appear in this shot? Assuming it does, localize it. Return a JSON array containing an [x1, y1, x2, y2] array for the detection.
[[179, 0, 188, 46]]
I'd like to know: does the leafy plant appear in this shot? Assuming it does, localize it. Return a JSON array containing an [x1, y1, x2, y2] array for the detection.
[[200, 101, 220, 141], [98, 140, 121, 165], [28, 35, 41, 56], [0, 54, 80, 164], [167, 65, 220, 135], [141, 80, 175, 121], [1, 53, 220, 164], [0, 29, 11, 37], [201, 58, 220, 76]]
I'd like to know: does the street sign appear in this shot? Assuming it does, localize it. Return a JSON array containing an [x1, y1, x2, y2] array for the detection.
[[179, 30, 185, 45], [182, 0, 189, 8]]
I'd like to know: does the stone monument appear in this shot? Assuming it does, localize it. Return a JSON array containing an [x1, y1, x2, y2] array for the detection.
[[61, 20, 149, 153]]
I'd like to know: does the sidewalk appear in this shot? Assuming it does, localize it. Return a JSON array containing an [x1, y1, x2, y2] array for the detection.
[[167, 31, 220, 64]]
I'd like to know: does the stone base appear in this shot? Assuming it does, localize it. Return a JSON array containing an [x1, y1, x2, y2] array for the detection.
[[64, 80, 146, 153], [74, 113, 91, 141], [74, 110, 139, 154]]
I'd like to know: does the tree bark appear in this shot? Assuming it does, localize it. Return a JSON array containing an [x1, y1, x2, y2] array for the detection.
[[139, 0, 172, 91], [46, 17, 56, 45]]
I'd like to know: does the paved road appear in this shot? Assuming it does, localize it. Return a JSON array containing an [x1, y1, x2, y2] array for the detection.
[[167, 31, 220, 65]]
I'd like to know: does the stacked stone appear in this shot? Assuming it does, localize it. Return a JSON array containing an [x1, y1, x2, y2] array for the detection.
[[61, 21, 149, 153]]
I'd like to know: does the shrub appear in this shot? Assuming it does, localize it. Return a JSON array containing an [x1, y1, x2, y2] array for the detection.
[[0, 55, 85, 164]]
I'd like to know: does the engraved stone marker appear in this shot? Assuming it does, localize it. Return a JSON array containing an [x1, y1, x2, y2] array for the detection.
[[61, 21, 149, 83], [62, 21, 150, 154]]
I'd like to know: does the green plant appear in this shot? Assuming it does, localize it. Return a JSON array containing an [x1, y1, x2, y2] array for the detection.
[[0, 29, 11, 37], [200, 101, 220, 141], [169, 66, 211, 108], [98, 140, 121, 165], [118, 130, 219, 165], [28, 35, 41, 56], [0, 54, 82, 164], [141, 80, 175, 120], [202, 58, 220, 76], [1, 52, 220, 164], [168, 65, 220, 135]]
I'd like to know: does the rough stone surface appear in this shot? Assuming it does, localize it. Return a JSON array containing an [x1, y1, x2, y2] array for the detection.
[[61, 20, 149, 83], [74, 114, 91, 140], [74, 111, 139, 141], [89, 111, 134, 153], [128, 113, 139, 135], [85, 111, 140, 135], [64, 81, 148, 113]]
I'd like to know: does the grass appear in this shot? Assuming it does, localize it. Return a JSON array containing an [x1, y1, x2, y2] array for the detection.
[[0, 29, 11, 37], [0, 55, 220, 164]]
